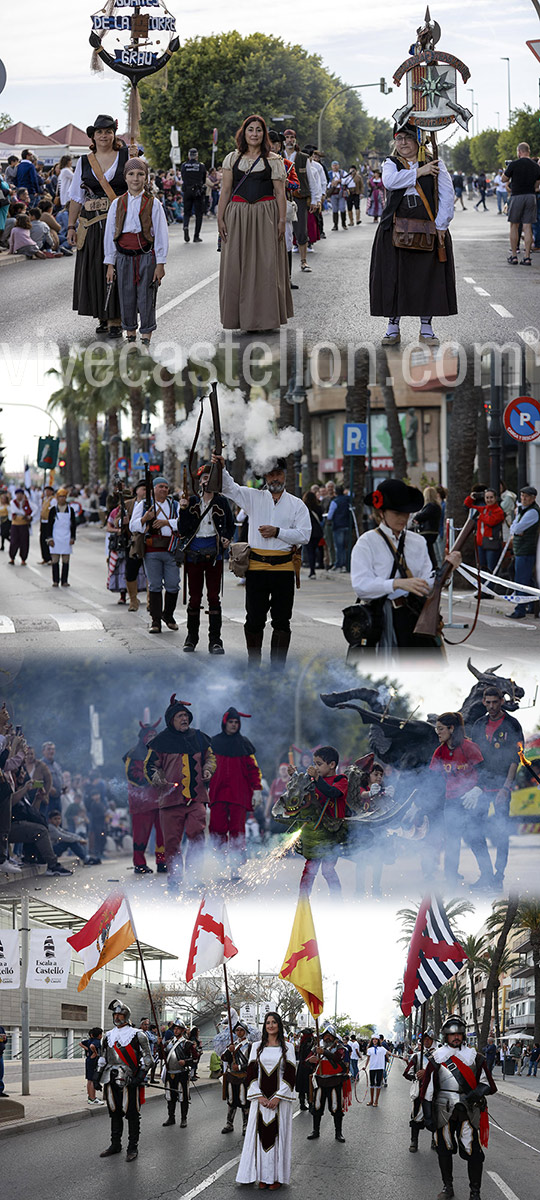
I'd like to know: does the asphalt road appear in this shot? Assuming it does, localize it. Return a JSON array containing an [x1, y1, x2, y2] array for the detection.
[[0, 524, 537, 666], [0, 204, 538, 359], [1, 1063, 538, 1200]]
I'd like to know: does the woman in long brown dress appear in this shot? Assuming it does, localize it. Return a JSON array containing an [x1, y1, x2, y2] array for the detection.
[[218, 114, 293, 332], [67, 115, 129, 338]]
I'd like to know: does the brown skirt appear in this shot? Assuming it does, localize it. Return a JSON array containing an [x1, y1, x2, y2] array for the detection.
[[219, 198, 293, 331]]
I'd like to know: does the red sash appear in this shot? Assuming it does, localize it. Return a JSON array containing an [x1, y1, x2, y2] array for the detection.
[[114, 1040, 146, 1104], [449, 1056, 489, 1146]]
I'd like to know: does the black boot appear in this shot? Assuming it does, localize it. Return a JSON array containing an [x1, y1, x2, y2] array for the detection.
[[61, 561, 70, 587], [208, 608, 225, 654], [437, 1187, 454, 1199], [183, 607, 200, 651], [341, 213, 347, 229], [52, 562, 60, 587], [222, 1105, 235, 1133], [245, 629, 263, 665], [410, 1128, 419, 1153], [163, 590, 179, 630], [270, 629, 291, 664], [163, 1101, 176, 1126], [148, 591, 162, 633], [334, 1114, 345, 1142], [100, 1144, 122, 1157], [307, 1116, 321, 1140], [332, 215, 339, 231]]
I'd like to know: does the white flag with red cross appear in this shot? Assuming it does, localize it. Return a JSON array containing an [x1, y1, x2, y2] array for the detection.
[[185, 896, 238, 982]]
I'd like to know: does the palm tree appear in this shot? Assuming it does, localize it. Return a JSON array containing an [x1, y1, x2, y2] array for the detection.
[[512, 900, 540, 1043], [396, 900, 474, 1040], [479, 895, 520, 1050], [461, 933, 487, 1045], [345, 350, 370, 527], [48, 356, 103, 487], [477, 947, 521, 1043]]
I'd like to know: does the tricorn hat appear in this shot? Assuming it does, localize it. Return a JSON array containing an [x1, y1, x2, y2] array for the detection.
[[365, 478, 424, 514]]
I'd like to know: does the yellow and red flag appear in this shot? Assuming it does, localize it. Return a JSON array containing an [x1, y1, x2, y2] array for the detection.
[[279, 895, 323, 1017], [67, 892, 137, 991]]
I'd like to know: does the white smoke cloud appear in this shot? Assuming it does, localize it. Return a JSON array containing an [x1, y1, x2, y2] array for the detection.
[[154, 387, 303, 474]]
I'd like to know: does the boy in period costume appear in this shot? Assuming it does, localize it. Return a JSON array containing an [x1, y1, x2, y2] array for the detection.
[[104, 157, 168, 344]]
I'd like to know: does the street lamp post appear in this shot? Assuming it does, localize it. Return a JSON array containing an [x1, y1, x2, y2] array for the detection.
[[318, 80, 391, 154], [501, 57, 511, 127], [468, 89, 475, 136]]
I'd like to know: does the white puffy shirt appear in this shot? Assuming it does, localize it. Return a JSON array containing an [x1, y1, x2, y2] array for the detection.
[[381, 156, 455, 230], [221, 469, 311, 551], [103, 193, 169, 264], [350, 523, 435, 600]]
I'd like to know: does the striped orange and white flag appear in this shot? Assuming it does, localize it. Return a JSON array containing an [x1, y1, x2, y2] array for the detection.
[[67, 893, 136, 991]]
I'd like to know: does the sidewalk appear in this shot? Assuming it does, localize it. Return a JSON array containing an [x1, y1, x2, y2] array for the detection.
[[0, 1069, 217, 1138], [494, 1069, 540, 1112]]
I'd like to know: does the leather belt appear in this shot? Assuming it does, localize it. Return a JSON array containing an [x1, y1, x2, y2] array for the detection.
[[250, 549, 293, 565]]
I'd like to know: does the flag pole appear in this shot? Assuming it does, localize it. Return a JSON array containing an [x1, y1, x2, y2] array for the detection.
[[124, 898, 162, 1043], [419, 1001, 427, 1068], [223, 962, 235, 1047]]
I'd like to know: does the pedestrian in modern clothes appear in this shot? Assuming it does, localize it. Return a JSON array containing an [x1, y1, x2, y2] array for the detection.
[[507, 486, 539, 619], [503, 143, 540, 266]]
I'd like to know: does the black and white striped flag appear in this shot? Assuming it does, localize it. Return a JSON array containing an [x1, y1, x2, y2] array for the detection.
[[401, 896, 467, 1016]]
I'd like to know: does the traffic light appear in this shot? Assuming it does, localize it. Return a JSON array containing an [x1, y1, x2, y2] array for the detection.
[[58, 454, 66, 470], [380, 78, 393, 95]]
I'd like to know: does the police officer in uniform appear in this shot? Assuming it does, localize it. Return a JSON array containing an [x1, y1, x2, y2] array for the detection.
[[181, 149, 207, 243], [419, 1015, 496, 1200], [97, 1000, 153, 1162], [162, 1019, 195, 1128]]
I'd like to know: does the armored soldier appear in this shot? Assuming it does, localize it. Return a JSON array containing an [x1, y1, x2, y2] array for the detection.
[[307, 1026, 350, 1143], [419, 1015, 497, 1200], [97, 1000, 153, 1162], [403, 1028, 437, 1153], [162, 1019, 194, 1128], [221, 1020, 251, 1136]]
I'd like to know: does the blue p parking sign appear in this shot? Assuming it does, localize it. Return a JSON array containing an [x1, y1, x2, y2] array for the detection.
[[343, 423, 368, 455]]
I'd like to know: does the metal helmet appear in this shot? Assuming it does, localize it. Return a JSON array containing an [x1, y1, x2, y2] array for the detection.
[[108, 999, 132, 1021], [173, 1016, 186, 1030], [423, 1027, 435, 1040], [441, 1015, 466, 1042]]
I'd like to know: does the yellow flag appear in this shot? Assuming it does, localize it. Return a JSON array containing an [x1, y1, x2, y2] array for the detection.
[[279, 895, 324, 1016]]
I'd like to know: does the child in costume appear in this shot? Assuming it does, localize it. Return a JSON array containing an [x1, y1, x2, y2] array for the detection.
[[104, 157, 168, 344]]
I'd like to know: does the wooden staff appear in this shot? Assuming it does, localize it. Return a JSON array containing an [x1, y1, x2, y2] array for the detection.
[[223, 961, 235, 1049]]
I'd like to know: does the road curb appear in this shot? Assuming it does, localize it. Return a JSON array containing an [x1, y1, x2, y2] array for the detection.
[[494, 1090, 540, 1117], [0, 1077, 217, 1139]]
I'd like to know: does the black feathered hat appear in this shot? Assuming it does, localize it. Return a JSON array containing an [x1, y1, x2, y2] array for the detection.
[[365, 478, 424, 514], [393, 120, 419, 140]]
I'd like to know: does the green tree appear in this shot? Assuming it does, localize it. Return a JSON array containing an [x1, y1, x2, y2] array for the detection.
[[469, 129, 500, 173], [498, 107, 540, 162], [364, 117, 393, 162], [0, 113, 12, 132], [479, 896, 520, 1050], [461, 933, 487, 1045], [138, 33, 370, 167], [452, 137, 472, 174]]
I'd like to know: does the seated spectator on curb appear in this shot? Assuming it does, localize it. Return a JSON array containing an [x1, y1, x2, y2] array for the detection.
[[47, 811, 90, 863], [8, 214, 46, 259]]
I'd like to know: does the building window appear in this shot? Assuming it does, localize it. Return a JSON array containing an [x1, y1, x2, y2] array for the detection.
[[61, 1003, 88, 1022]]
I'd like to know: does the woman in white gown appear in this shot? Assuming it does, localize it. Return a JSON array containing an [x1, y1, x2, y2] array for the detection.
[[236, 1011, 296, 1189]]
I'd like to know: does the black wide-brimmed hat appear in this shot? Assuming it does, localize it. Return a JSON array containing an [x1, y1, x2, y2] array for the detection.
[[365, 479, 424, 514], [86, 114, 118, 138]]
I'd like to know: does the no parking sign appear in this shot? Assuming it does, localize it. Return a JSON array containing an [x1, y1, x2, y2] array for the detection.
[[503, 396, 540, 443]]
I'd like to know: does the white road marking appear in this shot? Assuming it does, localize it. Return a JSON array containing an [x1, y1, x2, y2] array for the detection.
[[49, 613, 104, 632], [463, 276, 476, 283], [177, 1108, 302, 1199], [63, 589, 107, 612], [156, 271, 219, 318], [488, 1172, 522, 1200], [474, 286, 490, 296], [312, 616, 344, 627], [25, 564, 45, 579], [490, 303, 513, 318], [0, 615, 16, 634]]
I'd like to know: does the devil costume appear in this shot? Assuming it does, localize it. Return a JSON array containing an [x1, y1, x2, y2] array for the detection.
[[209, 708, 262, 869], [236, 1039, 297, 1186], [308, 1032, 351, 1142], [144, 697, 215, 885], [97, 1006, 152, 1160], [123, 718, 166, 874], [162, 1024, 195, 1128], [419, 1017, 496, 1200], [221, 1023, 251, 1135]]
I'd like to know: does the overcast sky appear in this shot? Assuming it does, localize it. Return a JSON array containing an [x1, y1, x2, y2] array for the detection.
[[2, 1, 540, 142]]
